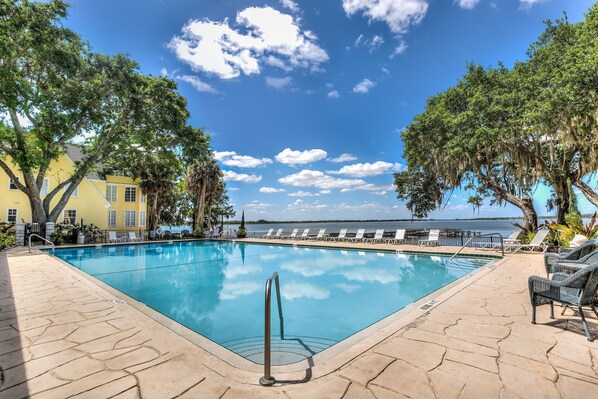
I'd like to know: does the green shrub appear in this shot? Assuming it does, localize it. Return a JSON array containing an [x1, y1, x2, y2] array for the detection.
[[0, 232, 16, 250]]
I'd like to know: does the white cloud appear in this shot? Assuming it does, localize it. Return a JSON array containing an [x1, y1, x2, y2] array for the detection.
[[280, 0, 300, 13], [340, 183, 395, 192], [457, 0, 481, 9], [223, 170, 262, 183], [159, 67, 169, 76], [389, 41, 408, 58], [353, 78, 376, 94], [319, 189, 331, 195], [260, 187, 286, 193], [329, 161, 402, 177], [288, 190, 319, 197], [176, 75, 218, 94], [519, 0, 546, 8], [265, 76, 293, 89], [278, 169, 367, 190], [369, 35, 384, 53], [353, 34, 384, 53], [327, 90, 340, 98], [328, 153, 357, 163], [214, 151, 272, 168], [275, 148, 328, 165], [169, 6, 328, 80], [372, 190, 387, 195], [342, 0, 429, 34], [213, 151, 236, 161]]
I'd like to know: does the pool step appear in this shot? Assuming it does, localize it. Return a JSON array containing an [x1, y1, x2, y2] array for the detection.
[[221, 335, 338, 366]]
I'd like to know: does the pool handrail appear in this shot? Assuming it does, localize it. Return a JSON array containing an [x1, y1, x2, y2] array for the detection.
[[260, 271, 284, 386], [449, 232, 504, 260], [28, 233, 55, 255]]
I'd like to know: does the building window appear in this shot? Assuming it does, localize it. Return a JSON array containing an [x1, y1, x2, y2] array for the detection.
[[139, 211, 146, 227], [40, 179, 49, 196], [124, 187, 136, 202], [8, 177, 19, 190], [108, 210, 117, 227], [63, 209, 77, 224], [140, 193, 146, 203], [106, 185, 117, 202], [124, 210, 136, 227], [6, 209, 18, 223], [64, 182, 78, 197]]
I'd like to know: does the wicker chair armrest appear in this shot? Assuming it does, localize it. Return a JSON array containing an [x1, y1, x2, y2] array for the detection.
[[558, 247, 573, 255], [552, 263, 582, 275]]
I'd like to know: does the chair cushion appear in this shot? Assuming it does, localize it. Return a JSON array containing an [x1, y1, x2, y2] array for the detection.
[[570, 235, 589, 248]]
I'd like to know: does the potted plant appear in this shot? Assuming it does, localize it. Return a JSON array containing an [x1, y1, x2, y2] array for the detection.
[[237, 211, 247, 238]]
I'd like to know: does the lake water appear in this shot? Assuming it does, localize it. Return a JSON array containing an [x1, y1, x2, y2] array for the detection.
[[163, 219, 537, 237]]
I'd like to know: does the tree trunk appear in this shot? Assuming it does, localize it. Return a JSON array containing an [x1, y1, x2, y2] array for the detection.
[[206, 203, 212, 231], [480, 177, 538, 232], [574, 180, 598, 208], [150, 194, 160, 231], [553, 179, 570, 224], [194, 181, 207, 231]]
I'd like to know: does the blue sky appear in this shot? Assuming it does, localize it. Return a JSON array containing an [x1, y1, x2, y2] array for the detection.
[[65, 0, 597, 220]]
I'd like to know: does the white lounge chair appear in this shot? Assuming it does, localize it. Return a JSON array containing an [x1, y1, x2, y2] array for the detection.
[[506, 229, 550, 253], [328, 229, 347, 242], [259, 228, 274, 239], [272, 228, 283, 239], [298, 228, 310, 240], [283, 228, 299, 240], [346, 229, 366, 242], [419, 229, 440, 246], [309, 229, 327, 241], [108, 231, 123, 243], [386, 229, 406, 244], [366, 229, 385, 243], [473, 228, 521, 249], [128, 231, 142, 242]]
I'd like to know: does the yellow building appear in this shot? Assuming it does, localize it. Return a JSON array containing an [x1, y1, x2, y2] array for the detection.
[[0, 145, 147, 231]]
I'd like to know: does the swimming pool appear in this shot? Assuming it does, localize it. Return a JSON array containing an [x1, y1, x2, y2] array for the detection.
[[51, 241, 492, 366]]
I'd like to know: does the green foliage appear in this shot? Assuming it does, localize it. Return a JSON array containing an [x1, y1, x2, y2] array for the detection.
[[0, 231, 16, 250], [393, 170, 444, 219], [0, 0, 194, 224], [240, 211, 245, 230], [81, 224, 104, 244], [550, 212, 598, 246]]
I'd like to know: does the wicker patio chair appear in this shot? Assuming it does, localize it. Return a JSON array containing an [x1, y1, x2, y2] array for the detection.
[[528, 263, 598, 341], [544, 240, 598, 276]]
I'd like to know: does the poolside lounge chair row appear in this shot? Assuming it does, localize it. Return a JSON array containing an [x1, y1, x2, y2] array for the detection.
[[257, 228, 411, 244], [108, 231, 143, 243]]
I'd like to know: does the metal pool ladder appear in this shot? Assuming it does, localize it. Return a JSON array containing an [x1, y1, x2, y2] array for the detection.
[[260, 271, 284, 386], [449, 233, 505, 261], [28, 233, 55, 255]]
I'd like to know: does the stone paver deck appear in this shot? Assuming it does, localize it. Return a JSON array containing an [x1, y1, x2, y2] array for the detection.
[[0, 242, 597, 398]]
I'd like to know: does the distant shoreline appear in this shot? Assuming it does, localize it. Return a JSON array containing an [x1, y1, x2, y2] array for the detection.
[[226, 216, 568, 225]]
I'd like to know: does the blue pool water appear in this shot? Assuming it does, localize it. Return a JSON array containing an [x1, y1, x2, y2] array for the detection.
[[52, 241, 491, 365]]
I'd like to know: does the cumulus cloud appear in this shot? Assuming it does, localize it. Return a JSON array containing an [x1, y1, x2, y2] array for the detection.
[[275, 148, 328, 165], [213, 151, 272, 168], [169, 6, 328, 80], [328, 153, 357, 163], [278, 169, 368, 190], [265, 76, 293, 89], [220, 281, 262, 300], [353, 78, 376, 94], [280, 0, 300, 13], [260, 187, 286, 193], [342, 0, 429, 34], [223, 170, 262, 183], [175, 75, 218, 94], [327, 90, 340, 98], [457, 0, 481, 9], [329, 161, 402, 177], [287, 189, 332, 197]]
